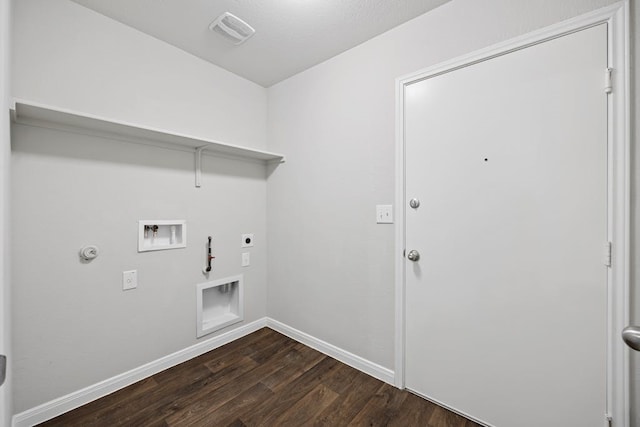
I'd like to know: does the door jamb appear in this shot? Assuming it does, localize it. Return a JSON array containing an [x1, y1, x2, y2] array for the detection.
[[394, 2, 630, 426]]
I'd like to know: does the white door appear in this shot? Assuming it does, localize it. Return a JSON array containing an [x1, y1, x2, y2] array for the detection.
[[404, 24, 608, 427]]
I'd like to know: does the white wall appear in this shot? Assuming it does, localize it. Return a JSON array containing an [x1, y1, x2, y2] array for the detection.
[[266, 0, 623, 380], [11, 126, 268, 413], [1, 0, 12, 424], [11, 0, 269, 414], [12, 0, 267, 150]]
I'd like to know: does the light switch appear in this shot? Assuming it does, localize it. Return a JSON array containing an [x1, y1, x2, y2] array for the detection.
[[376, 205, 393, 224], [123, 270, 137, 290], [242, 252, 250, 267]]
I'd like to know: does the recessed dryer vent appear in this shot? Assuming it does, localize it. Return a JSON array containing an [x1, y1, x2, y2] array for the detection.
[[196, 275, 244, 338], [209, 12, 255, 45]]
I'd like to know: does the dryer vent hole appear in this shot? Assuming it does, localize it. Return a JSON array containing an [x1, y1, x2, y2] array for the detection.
[[484, 158, 488, 162]]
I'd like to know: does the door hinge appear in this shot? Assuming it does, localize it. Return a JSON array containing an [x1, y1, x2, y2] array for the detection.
[[604, 242, 612, 267], [0, 354, 6, 387], [605, 68, 613, 94]]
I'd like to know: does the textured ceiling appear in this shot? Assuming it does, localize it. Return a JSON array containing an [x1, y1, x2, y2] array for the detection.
[[70, 0, 450, 87]]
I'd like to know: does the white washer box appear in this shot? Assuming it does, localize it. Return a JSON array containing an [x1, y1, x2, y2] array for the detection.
[[138, 220, 186, 252]]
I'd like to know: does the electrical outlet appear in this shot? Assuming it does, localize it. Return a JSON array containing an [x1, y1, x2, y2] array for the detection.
[[241, 234, 254, 248], [242, 252, 250, 267], [376, 205, 393, 224], [123, 270, 137, 290]]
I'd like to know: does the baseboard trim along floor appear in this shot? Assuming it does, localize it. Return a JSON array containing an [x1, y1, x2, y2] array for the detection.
[[12, 317, 395, 427], [12, 318, 268, 427], [266, 318, 395, 386]]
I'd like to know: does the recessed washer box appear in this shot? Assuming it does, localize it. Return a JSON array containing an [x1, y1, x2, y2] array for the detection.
[[138, 220, 186, 252], [196, 275, 244, 338]]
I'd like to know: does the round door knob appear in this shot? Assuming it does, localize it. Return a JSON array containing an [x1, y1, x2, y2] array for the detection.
[[622, 326, 640, 351], [407, 250, 420, 262], [409, 198, 420, 209]]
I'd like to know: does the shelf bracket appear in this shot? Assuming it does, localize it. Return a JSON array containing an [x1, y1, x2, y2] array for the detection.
[[195, 145, 207, 188]]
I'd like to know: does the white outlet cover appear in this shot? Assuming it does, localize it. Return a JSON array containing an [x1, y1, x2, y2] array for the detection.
[[242, 252, 250, 267], [241, 234, 254, 248], [123, 270, 137, 290], [376, 205, 393, 224]]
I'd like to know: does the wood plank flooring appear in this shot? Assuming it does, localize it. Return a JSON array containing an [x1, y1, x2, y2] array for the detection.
[[39, 328, 480, 427]]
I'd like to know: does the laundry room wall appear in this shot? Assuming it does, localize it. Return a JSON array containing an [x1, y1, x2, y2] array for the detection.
[[11, 0, 269, 414], [266, 0, 627, 390], [12, 0, 267, 150]]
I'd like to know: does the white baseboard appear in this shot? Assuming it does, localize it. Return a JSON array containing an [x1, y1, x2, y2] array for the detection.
[[266, 318, 395, 385], [12, 318, 268, 427], [13, 317, 395, 427]]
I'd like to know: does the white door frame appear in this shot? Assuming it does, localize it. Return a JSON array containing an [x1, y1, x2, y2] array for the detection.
[[394, 2, 630, 426], [0, 0, 11, 424]]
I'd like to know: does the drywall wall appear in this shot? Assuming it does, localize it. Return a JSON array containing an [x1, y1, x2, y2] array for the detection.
[[267, 0, 622, 380], [11, 0, 267, 150], [1, 0, 12, 424], [11, 125, 268, 413], [10, 0, 269, 414]]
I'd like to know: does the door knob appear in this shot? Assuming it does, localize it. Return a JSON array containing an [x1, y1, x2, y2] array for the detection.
[[622, 326, 640, 351], [407, 250, 420, 262]]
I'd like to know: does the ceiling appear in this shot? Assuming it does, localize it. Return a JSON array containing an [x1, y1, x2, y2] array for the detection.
[[70, 0, 450, 87]]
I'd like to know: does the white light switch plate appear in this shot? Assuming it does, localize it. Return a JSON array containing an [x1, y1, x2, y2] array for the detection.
[[123, 270, 137, 290], [376, 205, 393, 224], [242, 252, 250, 267]]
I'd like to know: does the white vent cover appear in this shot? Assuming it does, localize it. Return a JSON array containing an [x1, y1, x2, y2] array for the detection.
[[209, 12, 255, 45]]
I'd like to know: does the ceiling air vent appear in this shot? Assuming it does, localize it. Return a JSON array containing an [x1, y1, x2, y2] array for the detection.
[[209, 12, 255, 45]]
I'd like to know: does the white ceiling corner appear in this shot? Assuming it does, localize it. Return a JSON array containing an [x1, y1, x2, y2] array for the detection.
[[70, 0, 450, 87]]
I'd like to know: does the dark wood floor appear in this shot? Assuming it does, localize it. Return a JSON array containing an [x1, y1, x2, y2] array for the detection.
[[39, 328, 480, 426]]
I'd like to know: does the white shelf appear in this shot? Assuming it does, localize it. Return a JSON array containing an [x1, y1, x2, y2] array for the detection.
[[10, 99, 286, 164]]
